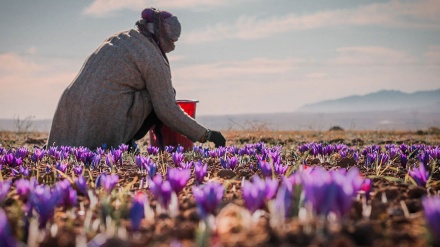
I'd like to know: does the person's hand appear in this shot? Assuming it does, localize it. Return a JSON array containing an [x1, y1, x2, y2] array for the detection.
[[208, 130, 226, 147]]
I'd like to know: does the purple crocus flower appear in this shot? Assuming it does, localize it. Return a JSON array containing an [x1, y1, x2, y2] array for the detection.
[[192, 182, 224, 218], [56, 161, 68, 174], [418, 151, 431, 167], [129, 191, 146, 231], [167, 168, 191, 193], [377, 153, 389, 165], [0, 209, 17, 247], [3, 152, 14, 166], [149, 176, 172, 209], [258, 157, 272, 177], [220, 156, 238, 170], [409, 163, 429, 187], [176, 145, 184, 153], [172, 152, 184, 166], [422, 196, 440, 244], [135, 155, 151, 170], [31, 148, 46, 163], [30, 184, 59, 228], [119, 144, 129, 153], [75, 175, 88, 196], [19, 165, 29, 177], [54, 179, 77, 208], [15, 178, 32, 200], [100, 174, 119, 193], [111, 149, 123, 166], [16, 147, 28, 159], [105, 153, 115, 168], [147, 146, 160, 155], [400, 153, 408, 169], [165, 145, 175, 153], [180, 161, 193, 170], [0, 180, 12, 204], [73, 165, 83, 175], [241, 176, 267, 213], [194, 161, 208, 185]]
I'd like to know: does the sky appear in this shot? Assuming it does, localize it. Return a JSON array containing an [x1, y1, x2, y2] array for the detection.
[[0, 0, 439, 119]]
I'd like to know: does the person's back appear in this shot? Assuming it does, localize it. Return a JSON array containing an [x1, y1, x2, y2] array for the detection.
[[48, 8, 225, 149]]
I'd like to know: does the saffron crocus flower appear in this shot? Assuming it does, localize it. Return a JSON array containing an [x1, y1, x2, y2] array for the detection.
[[192, 182, 224, 218], [400, 153, 408, 169], [409, 163, 429, 187], [30, 185, 59, 227], [422, 196, 440, 244], [418, 151, 431, 167], [165, 145, 175, 153], [54, 179, 77, 208], [100, 174, 119, 193], [149, 176, 172, 208], [118, 144, 129, 153], [111, 149, 123, 166], [74, 165, 83, 175], [0, 209, 17, 247], [172, 152, 184, 166], [16, 147, 28, 159], [194, 161, 208, 185], [56, 161, 68, 174], [220, 156, 238, 170], [0, 180, 12, 204], [19, 165, 29, 177], [31, 148, 46, 163], [167, 168, 191, 193], [105, 153, 115, 167], [258, 157, 272, 177], [129, 191, 147, 231], [75, 175, 88, 196], [180, 161, 193, 169], [147, 146, 160, 155], [241, 175, 272, 213], [148, 162, 157, 179], [15, 178, 37, 201], [176, 145, 184, 153]]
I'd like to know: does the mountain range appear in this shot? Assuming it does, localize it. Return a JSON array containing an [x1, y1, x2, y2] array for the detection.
[[1, 89, 439, 132], [296, 89, 440, 113]]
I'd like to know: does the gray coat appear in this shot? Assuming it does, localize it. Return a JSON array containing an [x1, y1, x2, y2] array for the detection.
[[48, 29, 206, 148]]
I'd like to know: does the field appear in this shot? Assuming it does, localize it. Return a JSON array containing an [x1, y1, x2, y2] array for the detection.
[[0, 129, 439, 247]]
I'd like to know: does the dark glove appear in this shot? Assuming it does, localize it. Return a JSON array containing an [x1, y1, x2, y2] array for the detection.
[[208, 130, 226, 147]]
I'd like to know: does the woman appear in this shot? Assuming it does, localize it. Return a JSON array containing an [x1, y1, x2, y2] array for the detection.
[[47, 8, 225, 149]]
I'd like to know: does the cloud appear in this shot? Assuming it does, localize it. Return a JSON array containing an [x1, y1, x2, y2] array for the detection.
[[331, 46, 417, 66], [83, 0, 234, 17], [0, 52, 76, 119], [173, 57, 302, 81], [183, 0, 440, 43], [424, 45, 440, 65]]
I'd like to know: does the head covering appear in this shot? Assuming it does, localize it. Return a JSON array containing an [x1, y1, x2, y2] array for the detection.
[[136, 7, 181, 54]]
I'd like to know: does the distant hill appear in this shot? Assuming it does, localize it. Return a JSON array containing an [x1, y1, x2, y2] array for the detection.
[[296, 89, 440, 113]]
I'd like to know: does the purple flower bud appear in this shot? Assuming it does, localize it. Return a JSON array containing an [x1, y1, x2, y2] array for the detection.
[[105, 153, 115, 167], [74, 165, 83, 175], [111, 149, 123, 166], [147, 146, 159, 155], [149, 176, 172, 208], [30, 185, 59, 228], [220, 156, 238, 170], [31, 148, 46, 163], [15, 178, 32, 200], [0, 208, 17, 247], [19, 165, 29, 177], [180, 161, 193, 170], [166, 145, 175, 153], [119, 144, 129, 153], [400, 153, 408, 168], [258, 157, 272, 177], [422, 196, 440, 245], [192, 182, 224, 218], [242, 176, 267, 213], [176, 145, 184, 153], [194, 161, 208, 185], [75, 175, 88, 196], [172, 152, 184, 166], [409, 163, 429, 187], [100, 174, 119, 193], [130, 191, 147, 231], [167, 168, 190, 193], [16, 147, 29, 159], [56, 161, 68, 174], [0, 180, 12, 204]]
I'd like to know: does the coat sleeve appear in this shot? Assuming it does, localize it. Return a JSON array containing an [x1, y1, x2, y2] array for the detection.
[[135, 39, 207, 142]]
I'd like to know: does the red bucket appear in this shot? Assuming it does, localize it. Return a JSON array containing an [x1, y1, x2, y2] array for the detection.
[[149, 99, 199, 151]]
